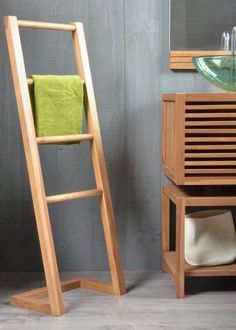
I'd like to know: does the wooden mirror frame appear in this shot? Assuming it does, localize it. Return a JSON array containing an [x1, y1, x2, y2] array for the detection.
[[170, 50, 230, 70]]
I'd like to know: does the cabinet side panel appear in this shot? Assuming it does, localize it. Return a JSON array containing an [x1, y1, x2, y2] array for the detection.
[[174, 94, 186, 184], [162, 100, 176, 181]]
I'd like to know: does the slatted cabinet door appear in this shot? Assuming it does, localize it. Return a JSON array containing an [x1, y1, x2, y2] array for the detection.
[[162, 93, 236, 185]]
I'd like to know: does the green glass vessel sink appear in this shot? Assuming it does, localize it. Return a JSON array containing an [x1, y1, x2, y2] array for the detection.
[[193, 55, 236, 92]]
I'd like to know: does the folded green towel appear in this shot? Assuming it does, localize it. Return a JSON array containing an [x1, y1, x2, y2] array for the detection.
[[30, 75, 83, 138]]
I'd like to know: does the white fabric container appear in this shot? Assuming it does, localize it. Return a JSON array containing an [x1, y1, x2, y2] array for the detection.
[[185, 209, 236, 266]]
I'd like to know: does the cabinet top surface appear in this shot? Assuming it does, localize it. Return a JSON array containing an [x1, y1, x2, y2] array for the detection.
[[162, 93, 236, 102]]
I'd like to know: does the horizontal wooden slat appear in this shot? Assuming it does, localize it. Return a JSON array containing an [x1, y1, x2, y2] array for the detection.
[[170, 56, 193, 63], [185, 94, 236, 102], [18, 19, 75, 31], [185, 168, 236, 174], [185, 121, 236, 126], [186, 128, 236, 133], [185, 160, 236, 166], [185, 145, 236, 150], [185, 113, 236, 118], [185, 104, 236, 110], [36, 134, 93, 144], [170, 50, 230, 57], [185, 153, 236, 158], [170, 62, 194, 70], [163, 93, 236, 102], [185, 176, 236, 185], [46, 189, 102, 204], [185, 137, 236, 142]]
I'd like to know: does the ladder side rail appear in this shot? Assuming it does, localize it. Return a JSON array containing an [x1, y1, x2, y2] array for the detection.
[[4, 16, 64, 316], [72, 22, 126, 295]]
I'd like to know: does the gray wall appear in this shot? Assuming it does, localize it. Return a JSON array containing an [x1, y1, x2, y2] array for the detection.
[[0, 0, 218, 272]]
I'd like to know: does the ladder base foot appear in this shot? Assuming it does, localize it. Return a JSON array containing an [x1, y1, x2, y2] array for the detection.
[[10, 277, 118, 316]]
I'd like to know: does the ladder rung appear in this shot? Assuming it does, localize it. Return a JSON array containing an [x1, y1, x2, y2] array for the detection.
[[36, 134, 93, 144], [46, 189, 103, 204], [18, 20, 75, 31], [27, 77, 85, 85]]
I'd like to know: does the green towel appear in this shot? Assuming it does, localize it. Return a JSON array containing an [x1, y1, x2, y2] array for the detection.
[[30, 75, 83, 137]]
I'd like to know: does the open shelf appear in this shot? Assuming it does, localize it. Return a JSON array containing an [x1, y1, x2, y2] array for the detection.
[[164, 251, 236, 277], [162, 184, 236, 298]]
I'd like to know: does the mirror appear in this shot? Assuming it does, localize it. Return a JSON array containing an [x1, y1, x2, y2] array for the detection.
[[170, 0, 236, 69]]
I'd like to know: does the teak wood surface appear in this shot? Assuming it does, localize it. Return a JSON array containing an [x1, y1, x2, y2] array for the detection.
[[4, 16, 126, 316], [162, 185, 236, 299], [169, 50, 230, 70], [162, 93, 236, 185]]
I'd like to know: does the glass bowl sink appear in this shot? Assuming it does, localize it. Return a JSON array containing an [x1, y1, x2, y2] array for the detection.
[[193, 55, 236, 92]]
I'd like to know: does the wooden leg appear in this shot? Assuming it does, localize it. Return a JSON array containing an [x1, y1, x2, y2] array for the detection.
[[99, 195, 126, 295], [161, 190, 170, 273], [175, 200, 185, 299], [73, 22, 126, 296], [89, 138, 126, 295]]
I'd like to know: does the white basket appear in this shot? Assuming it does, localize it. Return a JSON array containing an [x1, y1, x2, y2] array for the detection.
[[185, 209, 236, 266]]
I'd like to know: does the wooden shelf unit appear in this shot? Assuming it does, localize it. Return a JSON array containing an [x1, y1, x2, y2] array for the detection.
[[164, 251, 236, 278], [162, 93, 236, 185], [162, 184, 236, 298]]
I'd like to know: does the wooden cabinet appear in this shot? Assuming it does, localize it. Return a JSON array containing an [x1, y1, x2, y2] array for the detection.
[[162, 93, 236, 298], [162, 93, 236, 185]]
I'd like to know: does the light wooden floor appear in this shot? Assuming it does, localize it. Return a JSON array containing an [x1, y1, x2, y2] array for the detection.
[[0, 271, 236, 329]]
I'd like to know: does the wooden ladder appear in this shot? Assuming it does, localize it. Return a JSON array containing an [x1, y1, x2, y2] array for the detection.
[[4, 16, 126, 316]]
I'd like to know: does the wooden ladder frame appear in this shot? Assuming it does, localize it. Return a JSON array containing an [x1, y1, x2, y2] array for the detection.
[[4, 16, 126, 316]]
